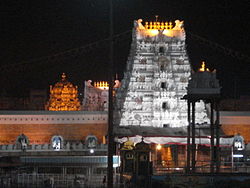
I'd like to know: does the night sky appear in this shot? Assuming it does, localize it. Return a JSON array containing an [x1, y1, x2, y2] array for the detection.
[[1, 0, 250, 98]]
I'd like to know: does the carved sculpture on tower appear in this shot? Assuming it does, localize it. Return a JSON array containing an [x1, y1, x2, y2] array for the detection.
[[114, 19, 209, 127], [46, 73, 81, 111]]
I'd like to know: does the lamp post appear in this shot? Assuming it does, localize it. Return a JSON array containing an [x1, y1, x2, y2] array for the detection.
[[107, 0, 114, 188]]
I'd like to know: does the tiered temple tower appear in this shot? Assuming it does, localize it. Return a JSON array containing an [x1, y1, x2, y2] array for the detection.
[[114, 19, 209, 128], [46, 73, 81, 111]]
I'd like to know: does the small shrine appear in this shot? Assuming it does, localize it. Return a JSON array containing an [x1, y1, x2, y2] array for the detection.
[[82, 80, 120, 111], [187, 61, 221, 95], [46, 73, 81, 111], [184, 61, 221, 173]]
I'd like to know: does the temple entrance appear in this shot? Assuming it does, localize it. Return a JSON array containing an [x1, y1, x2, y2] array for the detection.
[[153, 144, 187, 174]]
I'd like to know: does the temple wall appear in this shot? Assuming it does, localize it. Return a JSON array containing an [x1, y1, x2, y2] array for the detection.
[[220, 111, 250, 143], [0, 123, 107, 145], [0, 111, 108, 145], [221, 124, 250, 143], [0, 112, 107, 124], [1, 111, 250, 145]]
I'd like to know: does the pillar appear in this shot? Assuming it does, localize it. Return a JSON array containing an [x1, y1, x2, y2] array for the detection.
[[187, 101, 191, 173], [210, 101, 215, 173], [216, 102, 220, 172], [191, 102, 196, 173]]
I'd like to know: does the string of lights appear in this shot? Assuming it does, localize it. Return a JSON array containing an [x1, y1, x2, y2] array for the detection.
[[1, 29, 249, 75], [187, 31, 250, 63], [0, 30, 131, 73]]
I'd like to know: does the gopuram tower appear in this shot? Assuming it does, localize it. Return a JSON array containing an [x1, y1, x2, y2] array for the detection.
[[46, 73, 81, 111], [114, 19, 209, 128]]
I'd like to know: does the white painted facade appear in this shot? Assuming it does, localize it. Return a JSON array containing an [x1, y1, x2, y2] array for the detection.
[[114, 19, 209, 128]]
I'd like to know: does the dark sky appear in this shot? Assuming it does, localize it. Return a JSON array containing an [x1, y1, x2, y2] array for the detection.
[[1, 0, 250, 98]]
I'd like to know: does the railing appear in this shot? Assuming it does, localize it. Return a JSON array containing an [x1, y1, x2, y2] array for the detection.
[[153, 160, 250, 174], [0, 143, 108, 152], [0, 173, 123, 188], [2, 166, 250, 188]]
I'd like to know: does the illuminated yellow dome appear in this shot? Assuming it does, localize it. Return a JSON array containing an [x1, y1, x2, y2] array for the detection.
[[46, 73, 81, 111]]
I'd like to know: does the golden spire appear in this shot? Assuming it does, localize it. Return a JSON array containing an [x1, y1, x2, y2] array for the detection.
[[161, 22, 165, 29], [94, 81, 109, 90], [61, 73, 66, 81], [198, 61, 210, 72], [155, 15, 159, 22], [142, 20, 175, 30], [169, 22, 173, 29], [149, 22, 153, 29]]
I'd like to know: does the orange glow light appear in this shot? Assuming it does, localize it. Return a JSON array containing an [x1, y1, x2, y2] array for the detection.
[[94, 81, 109, 90], [144, 21, 173, 30], [198, 61, 209, 72], [148, 29, 159, 36], [156, 144, 162, 150], [162, 29, 173, 37]]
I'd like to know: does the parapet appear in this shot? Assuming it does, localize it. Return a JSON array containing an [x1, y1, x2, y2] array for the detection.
[[135, 19, 185, 40]]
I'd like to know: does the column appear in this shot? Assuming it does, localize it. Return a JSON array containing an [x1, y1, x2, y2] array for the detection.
[[210, 101, 215, 173], [216, 101, 220, 172], [187, 101, 191, 173], [191, 102, 196, 173]]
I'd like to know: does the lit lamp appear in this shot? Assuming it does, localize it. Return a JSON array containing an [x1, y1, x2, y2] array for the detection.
[[156, 144, 162, 166], [156, 144, 162, 150], [90, 149, 95, 154]]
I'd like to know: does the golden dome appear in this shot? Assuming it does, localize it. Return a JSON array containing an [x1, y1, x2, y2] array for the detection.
[[46, 73, 81, 111]]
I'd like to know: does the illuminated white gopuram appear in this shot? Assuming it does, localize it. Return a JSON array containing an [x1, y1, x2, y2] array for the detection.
[[114, 19, 209, 128]]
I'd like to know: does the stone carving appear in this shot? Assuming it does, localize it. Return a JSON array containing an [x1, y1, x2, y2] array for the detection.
[[66, 142, 70, 150], [114, 19, 209, 127], [17, 134, 29, 151], [85, 135, 97, 148], [46, 73, 81, 111], [51, 136, 63, 151]]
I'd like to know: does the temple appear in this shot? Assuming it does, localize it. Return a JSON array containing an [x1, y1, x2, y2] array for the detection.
[[1, 19, 250, 187], [46, 73, 81, 111], [188, 61, 221, 95], [114, 19, 208, 128], [82, 80, 120, 111]]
